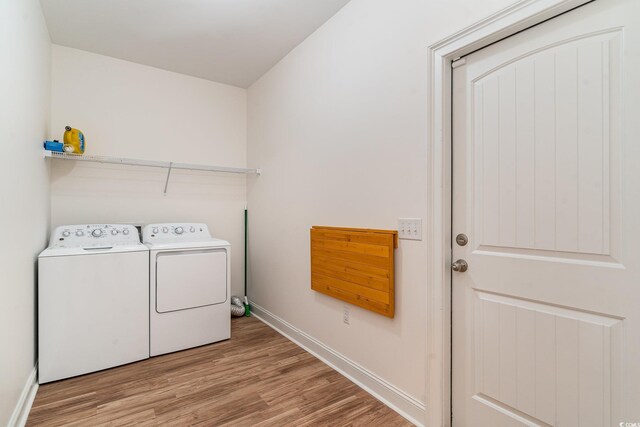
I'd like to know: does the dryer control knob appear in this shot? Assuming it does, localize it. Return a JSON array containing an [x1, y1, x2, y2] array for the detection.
[[190, 226, 195, 233], [76, 230, 84, 236], [152, 227, 159, 234], [62, 231, 70, 237], [175, 227, 184, 235], [122, 229, 130, 235], [92, 229, 103, 237], [111, 229, 118, 235], [162, 227, 169, 233]]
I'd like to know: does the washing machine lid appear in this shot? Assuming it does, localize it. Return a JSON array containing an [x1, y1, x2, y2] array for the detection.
[[40, 244, 148, 257], [155, 249, 227, 312]]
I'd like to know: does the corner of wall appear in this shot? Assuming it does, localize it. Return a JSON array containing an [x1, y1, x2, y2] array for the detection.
[[6, 365, 39, 427]]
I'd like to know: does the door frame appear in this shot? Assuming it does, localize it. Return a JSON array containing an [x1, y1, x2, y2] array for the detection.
[[425, 1, 592, 425]]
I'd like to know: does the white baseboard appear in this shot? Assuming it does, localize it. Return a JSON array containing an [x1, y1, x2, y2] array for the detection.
[[7, 362, 38, 427], [250, 303, 426, 426]]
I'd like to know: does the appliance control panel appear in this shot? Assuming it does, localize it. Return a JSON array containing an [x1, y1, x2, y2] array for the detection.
[[49, 224, 141, 248], [142, 223, 212, 242]]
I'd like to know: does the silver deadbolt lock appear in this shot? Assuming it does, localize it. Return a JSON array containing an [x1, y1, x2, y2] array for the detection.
[[456, 233, 468, 246], [451, 259, 468, 272]]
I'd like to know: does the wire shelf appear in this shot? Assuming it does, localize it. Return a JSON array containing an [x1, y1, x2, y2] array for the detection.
[[44, 150, 260, 194], [43, 150, 260, 175]]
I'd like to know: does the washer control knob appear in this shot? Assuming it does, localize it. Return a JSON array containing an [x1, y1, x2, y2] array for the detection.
[[175, 227, 184, 235], [122, 229, 130, 235], [152, 227, 159, 234], [162, 227, 169, 233], [190, 226, 195, 233], [111, 229, 118, 235], [76, 230, 84, 236], [92, 229, 103, 237], [62, 231, 70, 237]]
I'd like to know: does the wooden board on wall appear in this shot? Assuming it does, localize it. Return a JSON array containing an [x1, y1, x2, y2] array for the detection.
[[310, 226, 398, 318]]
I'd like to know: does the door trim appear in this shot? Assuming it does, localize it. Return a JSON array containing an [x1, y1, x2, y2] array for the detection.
[[425, 1, 591, 426]]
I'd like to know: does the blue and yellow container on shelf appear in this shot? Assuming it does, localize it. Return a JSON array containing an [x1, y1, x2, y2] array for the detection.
[[62, 126, 85, 154]]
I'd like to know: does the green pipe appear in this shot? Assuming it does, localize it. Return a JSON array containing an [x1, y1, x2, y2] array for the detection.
[[244, 207, 251, 316]]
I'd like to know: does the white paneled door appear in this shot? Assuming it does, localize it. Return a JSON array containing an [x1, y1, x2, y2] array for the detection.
[[452, 0, 640, 425]]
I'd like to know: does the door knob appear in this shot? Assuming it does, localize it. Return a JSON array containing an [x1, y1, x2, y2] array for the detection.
[[451, 259, 468, 272]]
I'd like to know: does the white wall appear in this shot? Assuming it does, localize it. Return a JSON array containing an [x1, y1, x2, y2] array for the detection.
[[0, 0, 51, 424], [247, 0, 514, 420], [50, 45, 248, 296]]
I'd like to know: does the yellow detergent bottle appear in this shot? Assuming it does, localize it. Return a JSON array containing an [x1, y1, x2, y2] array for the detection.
[[63, 126, 85, 154]]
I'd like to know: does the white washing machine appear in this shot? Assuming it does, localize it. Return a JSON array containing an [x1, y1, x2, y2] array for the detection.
[[143, 223, 230, 356], [38, 224, 149, 383]]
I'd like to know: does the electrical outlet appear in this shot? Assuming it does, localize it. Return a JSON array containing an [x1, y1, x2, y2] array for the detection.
[[343, 306, 350, 325], [398, 218, 422, 240]]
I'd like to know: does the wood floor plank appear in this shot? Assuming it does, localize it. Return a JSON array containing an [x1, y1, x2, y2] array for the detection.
[[27, 317, 413, 426]]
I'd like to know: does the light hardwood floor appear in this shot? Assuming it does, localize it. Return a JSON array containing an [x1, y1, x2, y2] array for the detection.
[[27, 316, 413, 426]]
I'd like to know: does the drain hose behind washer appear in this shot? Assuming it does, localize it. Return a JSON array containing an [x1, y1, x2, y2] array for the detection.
[[230, 295, 245, 317]]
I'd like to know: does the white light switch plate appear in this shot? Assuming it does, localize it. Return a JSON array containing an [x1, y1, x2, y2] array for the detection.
[[398, 218, 422, 240]]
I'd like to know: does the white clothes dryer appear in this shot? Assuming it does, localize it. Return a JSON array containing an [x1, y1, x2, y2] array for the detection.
[[38, 224, 149, 383], [143, 223, 230, 356]]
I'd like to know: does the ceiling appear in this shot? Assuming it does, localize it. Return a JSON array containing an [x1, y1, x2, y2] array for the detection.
[[40, 0, 351, 88]]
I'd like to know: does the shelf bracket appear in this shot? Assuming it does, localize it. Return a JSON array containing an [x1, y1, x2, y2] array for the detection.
[[163, 162, 173, 195]]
